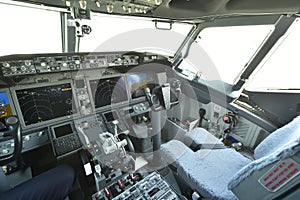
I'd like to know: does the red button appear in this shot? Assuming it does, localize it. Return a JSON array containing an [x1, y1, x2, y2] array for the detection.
[[223, 116, 229, 121]]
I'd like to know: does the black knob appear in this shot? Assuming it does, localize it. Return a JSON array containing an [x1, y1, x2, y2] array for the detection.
[[198, 108, 206, 127], [199, 108, 206, 118]]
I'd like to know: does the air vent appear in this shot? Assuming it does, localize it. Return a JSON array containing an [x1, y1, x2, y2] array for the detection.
[[36, 78, 50, 83], [231, 121, 250, 139]]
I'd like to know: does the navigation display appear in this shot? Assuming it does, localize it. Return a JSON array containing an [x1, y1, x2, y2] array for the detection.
[[89, 76, 128, 108], [127, 73, 155, 99], [15, 83, 75, 126], [0, 91, 13, 119]]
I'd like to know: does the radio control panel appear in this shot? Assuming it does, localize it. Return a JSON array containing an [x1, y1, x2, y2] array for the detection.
[[92, 171, 179, 200]]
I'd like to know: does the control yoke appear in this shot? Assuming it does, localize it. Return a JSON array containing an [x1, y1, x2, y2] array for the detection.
[[0, 116, 22, 166], [144, 80, 181, 111], [144, 80, 181, 167]]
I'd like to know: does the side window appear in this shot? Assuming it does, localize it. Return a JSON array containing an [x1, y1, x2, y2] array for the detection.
[[247, 19, 300, 91], [178, 25, 274, 84], [0, 4, 62, 56]]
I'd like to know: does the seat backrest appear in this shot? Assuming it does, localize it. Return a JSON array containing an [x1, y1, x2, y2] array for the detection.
[[254, 115, 300, 160], [228, 115, 300, 200]]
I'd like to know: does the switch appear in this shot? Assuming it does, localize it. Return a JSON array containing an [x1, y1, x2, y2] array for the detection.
[[2, 149, 9, 154], [24, 135, 30, 141], [130, 173, 136, 181], [38, 131, 44, 137], [104, 187, 111, 198], [117, 180, 125, 189]]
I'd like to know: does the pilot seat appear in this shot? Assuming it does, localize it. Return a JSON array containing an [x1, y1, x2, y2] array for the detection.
[[161, 115, 300, 200]]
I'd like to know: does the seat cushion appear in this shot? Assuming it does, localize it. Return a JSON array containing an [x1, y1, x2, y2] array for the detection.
[[161, 140, 195, 166], [161, 140, 251, 200], [184, 128, 225, 150]]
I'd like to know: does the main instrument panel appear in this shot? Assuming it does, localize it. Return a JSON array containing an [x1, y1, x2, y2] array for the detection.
[[0, 51, 169, 158]]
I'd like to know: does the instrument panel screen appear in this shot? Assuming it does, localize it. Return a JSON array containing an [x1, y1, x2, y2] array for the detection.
[[0, 91, 13, 119], [15, 83, 75, 126], [53, 123, 73, 138], [89, 76, 128, 108], [127, 73, 155, 99]]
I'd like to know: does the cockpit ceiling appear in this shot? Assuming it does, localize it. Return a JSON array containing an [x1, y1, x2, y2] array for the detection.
[[9, 0, 300, 22]]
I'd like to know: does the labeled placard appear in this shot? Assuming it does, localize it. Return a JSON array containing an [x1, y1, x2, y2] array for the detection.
[[259, 158, 300, 192]]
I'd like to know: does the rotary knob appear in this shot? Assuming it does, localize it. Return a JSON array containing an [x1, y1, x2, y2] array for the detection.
[[41, 62, 47, 67], [20, 66, 27, 71], [11, 66, 17, 72], [2, 62, 10, 68], [24, 61, 32, 66]]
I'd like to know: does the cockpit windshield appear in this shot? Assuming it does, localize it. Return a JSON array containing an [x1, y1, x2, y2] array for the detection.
[[1, 1, 300, 200], [177, 24, 274, 84], [0, 3, 62, 56], [247, 19, 300, 91], [79, 13, 192, 54], [0, 2, 192, 57]]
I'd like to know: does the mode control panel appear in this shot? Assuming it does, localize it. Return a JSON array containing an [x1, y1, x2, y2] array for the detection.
[[92, 171, 179, 200]]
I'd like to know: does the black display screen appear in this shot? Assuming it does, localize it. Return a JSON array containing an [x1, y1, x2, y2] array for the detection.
[[103, 110, 119, 122], [53, 123, 73, 138], [89, 76, 128, 108], [127, 73, 155, 99], [16, 83, 75, 126]]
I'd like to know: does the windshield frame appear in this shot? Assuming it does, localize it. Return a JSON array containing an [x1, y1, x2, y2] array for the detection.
[[171, 15, 285, 95]]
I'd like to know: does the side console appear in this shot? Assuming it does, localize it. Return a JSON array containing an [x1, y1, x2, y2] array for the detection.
[[92, 171, 179, 200]]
